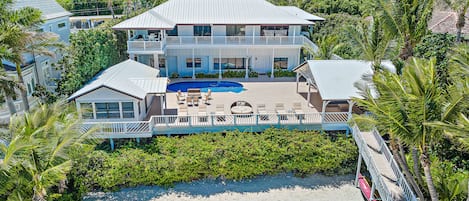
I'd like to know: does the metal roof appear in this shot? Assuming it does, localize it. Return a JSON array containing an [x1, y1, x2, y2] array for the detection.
[[294, 60, 394, 101], [113, 0, 313, 30], [68, 60, 167, 101], [278, 6, 325, 21], [12, 0, 72, 20]]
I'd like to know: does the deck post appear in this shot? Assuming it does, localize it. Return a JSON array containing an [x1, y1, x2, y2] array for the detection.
[[192, 48, 195, 79], [165, 53, 169, 77], [219, 49, 222, 79], [234, 115, 237, 126], [211, 114, 214, 126], [307, 84, 312, 107], [245, 50, 249, 80], [354, 153, 362, 187], [110, 138, 115, 151], [160, 95, 164, 114], [347, 100, 355, 120], [370, 182, 376, 201], [154, 53, 159, 69], [293, 27, 296, 44], [271, 48, 275, 78], [296, 73, 300, 93], [188, 116, 192, 127], [255, 114, 259, 126]]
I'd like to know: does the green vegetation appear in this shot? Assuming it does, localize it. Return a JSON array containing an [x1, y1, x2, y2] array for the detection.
[[194, 70, 259, 78], [65, 129, 356, 198], [0, 101, 96, 201]]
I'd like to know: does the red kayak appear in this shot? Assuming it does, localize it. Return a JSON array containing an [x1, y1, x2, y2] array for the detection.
[[358, 173, 378, 201]]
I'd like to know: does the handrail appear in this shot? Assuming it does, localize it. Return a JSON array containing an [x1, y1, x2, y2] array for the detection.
[[352, 125, 418, 201]]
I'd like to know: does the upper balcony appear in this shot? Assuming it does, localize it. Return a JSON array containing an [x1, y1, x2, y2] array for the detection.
[[127, 35, 313, 53]]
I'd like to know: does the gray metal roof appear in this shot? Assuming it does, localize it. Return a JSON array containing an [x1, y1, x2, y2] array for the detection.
[[12, 0, 72, 20], [113, 0, 313, 30], [294, 60, 394, 101], [278, 6, 325, 21], [68, 60, 167, 101]]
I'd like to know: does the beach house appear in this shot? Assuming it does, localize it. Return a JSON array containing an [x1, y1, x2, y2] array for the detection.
[[112, 0, 324, 78]]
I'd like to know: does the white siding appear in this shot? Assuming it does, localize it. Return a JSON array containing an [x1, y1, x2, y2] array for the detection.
[[212, 25, 226, 36], [288, 25, 301, 36], [178, 25, 193, 36]]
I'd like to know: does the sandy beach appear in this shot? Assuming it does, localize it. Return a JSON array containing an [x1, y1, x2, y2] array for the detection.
[[84, 174, 364, 201]]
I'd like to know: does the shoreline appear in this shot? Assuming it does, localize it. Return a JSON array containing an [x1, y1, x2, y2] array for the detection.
[[84, 173, 363, 201]]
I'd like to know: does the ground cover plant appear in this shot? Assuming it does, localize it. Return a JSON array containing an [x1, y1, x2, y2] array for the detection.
[[66, 129, 357, 198]]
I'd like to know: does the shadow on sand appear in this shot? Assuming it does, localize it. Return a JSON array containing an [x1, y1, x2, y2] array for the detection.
[[83, 173, 355, 201]]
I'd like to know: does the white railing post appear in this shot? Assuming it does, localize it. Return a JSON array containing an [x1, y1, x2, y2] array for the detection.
[[143, 41, 146, 50], [188, 116, 192, 127], [179, 37, 182, 45], [165, 116, 169, 128], [211, 114, 214, 126], [255, 114, 259, 126], [124, 123, 128, 133], [234, 115, 237, 126]]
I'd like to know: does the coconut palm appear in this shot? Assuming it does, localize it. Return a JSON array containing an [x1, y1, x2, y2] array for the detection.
[[355, 58, 466, 201], [0, 101, 96, 201], [304, 35, 342, 60], [108, 0, 116, 18], [444, 0, 469, 43], [377, 0, 434, 61], [346, 16, 393, 70]]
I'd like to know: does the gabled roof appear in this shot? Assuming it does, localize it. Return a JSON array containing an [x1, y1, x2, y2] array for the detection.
[[68, 60, 167, 101], [12, 0, 72, 20], [278, 6, 325, 21], [113, 0, 313, 30], [293, 60, 394, 101]]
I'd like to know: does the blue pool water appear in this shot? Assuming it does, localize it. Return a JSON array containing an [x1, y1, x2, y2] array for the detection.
[[167, 81, 244, 93]]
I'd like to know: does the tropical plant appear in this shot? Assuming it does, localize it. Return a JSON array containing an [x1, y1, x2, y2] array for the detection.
[[346, 16, 393, 70], [377, 0, 434, 61], [304, 35, 342, 60], [0, 101, 96, 201], [443, 0, 469, 43], [354, 58, 466, 201]]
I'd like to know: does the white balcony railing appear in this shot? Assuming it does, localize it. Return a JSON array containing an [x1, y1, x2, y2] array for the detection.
[[127, 39, 166, 52]]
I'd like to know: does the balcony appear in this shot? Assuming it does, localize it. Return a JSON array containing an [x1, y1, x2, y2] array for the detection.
[[166, 36, 306, 46], [127, 38, 166, 52]]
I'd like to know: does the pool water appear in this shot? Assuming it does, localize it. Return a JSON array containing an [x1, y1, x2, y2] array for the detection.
[[167, 81, 244, 93]]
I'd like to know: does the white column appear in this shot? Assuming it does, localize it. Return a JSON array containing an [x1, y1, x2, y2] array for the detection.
[[298, 48, 302, 65], [127, 30, 131, 40], [160, 95, 164, 115], [307, 85, 312, 107], [296, 73, 300, 93], [92, 103, 96, 119], [192, 48, 195, 79], [154, 53, 159, 69], [354, 153, 362, 187], [347, 100, 355, 120], [293, 27, 296, 43], [118, 102, 123, 119], [245, 48, 249, 79], [252, 27, 255, 44], [321, 100, 330, 115], [271, 48, 275, 78], [211, 24, 214, 44], [218, 49, 222, 79], [165, 54, 169, 77]]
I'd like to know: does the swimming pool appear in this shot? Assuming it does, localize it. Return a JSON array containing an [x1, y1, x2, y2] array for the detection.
[[167, 81, 244, 93]]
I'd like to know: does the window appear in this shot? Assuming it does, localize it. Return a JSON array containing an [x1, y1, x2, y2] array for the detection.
[[122, 102, 135, 119], [95, 102, 120, 119], [186, 58, 202, 68], [226, 25, 245, 36], [159, 57, 166, 69], [166, 27, 178, 36], [58, 22, 66, 29], [261, 26, 289, 36], [80, 103, 94, 119], [214, 58, 246, 70], [274, 58, 288, 69], [194, 25, 211, 36]]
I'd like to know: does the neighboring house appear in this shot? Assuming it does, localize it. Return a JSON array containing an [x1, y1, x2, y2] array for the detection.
[[113, 0, 323, 78], [429, 10, 469, 40], [0, 0, 71, 118], [68, 60, 168, 122]]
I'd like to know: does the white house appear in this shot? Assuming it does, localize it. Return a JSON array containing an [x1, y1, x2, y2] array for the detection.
[[68, 60, 168, 122], [113, 0, 323, 79]]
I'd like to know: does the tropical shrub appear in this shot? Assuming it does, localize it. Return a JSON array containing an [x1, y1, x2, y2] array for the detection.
[[67, 129, 357, 197]]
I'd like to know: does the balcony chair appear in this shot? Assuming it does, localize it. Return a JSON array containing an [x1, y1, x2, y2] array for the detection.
[[292, 102, 305, 120], [215, 104, 225, 121], [186, 96, 193, 106], [198, 104, 208, 122], [275, 103, 287, 120], [257, 104, 269, 121]]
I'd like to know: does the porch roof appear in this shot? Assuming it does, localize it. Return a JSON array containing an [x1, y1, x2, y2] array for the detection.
[[293, 60, 394, 101], [68, 60, 167, 101]]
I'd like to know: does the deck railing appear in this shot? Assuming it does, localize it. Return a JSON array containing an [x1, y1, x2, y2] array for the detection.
[[165, 36, 306, 46], [352, 125, 418, 201], [127, 39, 166, 52], [81, 112, 349, 137]]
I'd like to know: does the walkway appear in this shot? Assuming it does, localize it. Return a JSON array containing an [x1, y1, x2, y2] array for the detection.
[[352, 125, 417, 201]]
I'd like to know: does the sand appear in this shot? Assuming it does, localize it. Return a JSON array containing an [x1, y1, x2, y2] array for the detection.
[[84, 174, 364, 201]]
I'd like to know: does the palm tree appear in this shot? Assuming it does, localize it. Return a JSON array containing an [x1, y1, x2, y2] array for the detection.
[[0, 101, 96, 201], [377, 0, 434, 61], [444, 0, 469, 43], [346, 16, 393, 70], [304, 35, 342, 60], [108, 0, 116, 19], [355, 58, 466, 201]]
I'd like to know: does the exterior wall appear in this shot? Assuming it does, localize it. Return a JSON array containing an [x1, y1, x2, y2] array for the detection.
[[162, 47, 301, 77], [212, 25, 226, 36], [40, 16, 71, 43], [177, 25, 194, 36], [288, 25, 301, 36], [76, 87, 142, 121], [245, 25, 260, 36]]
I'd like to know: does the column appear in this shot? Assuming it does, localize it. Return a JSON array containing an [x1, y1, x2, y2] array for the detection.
[[127, 30, 131, 40], [271, 48, 275, 78], [293, 27, 296, 44], [192, 48, 195, 79], [347, 100, 355, 120], [154, 53, 159, 69], [307, 85, 312, 107], [296, 73, 300, 93], [322, 100, 330, 117], [245, 48, 249, 79], [165, 53, 169, 77], [160, 95, 164, 115], [218, 49, 222, 79], [354, 153, 362, 187]]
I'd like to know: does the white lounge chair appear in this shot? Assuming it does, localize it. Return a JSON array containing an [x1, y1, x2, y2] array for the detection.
[[292, 102, 305, 119], [257, 104, 269, 120], [215, 104, 225, 121], [186, 96, 193, 106], [198, 104, 208, 122], [275, 103, 286, 114]]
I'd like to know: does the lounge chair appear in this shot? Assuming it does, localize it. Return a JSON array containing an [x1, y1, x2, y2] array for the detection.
[[292, 102, 305, 119], [206, 89, 212, 99], [176, 92, 185, 104], [178, 105, 189, 122], [186, 96, 193, 106], [257, 104, 269, 120], [193, 96, 199, 106], [198, 104, 208, 122], [188, 88, 201, 98], [275, 103, 286, 114], [177, 90, 186, 99], [203, 94, 210, 105]]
